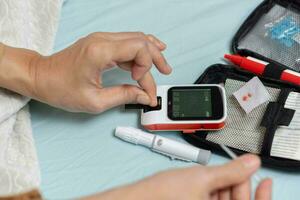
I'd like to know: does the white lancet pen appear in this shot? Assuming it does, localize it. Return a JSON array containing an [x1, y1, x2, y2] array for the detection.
[[115, 126, 211, 165], [219, 143, 263, 183]]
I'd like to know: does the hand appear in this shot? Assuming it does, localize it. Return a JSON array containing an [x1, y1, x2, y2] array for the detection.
[[83, 154, 272, 200], [29, 32, 172, 113]]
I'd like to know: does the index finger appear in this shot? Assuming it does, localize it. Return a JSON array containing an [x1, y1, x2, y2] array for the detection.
[[231, 180, 251, 200], [89, 32, 167, 51], [111, 38, 171, 80]]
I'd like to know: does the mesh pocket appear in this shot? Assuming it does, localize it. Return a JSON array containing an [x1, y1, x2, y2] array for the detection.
[[239, 4, 300, 71], [206, 79, 281, 154]]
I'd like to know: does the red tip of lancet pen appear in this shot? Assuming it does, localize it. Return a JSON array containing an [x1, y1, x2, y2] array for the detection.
[[224, 54, 243, 66]]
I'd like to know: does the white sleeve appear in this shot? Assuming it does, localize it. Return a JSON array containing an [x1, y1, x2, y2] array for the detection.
[[0, 0, 62, 196]]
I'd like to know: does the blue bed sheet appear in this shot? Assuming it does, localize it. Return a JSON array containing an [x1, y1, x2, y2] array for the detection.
[[30, 0, 300, 199]]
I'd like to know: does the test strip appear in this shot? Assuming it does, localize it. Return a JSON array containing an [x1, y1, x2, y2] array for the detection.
[[125, 104, 145, 110], [219, 144, 262, 183], [220, 143, 237, 159], [125, 97, 162, 112]]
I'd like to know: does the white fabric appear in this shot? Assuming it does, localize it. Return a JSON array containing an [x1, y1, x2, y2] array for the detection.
[[0, 0, 62, 196]]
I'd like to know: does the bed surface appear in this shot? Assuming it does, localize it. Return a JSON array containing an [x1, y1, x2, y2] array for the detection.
[[30, 0, 300, 199]]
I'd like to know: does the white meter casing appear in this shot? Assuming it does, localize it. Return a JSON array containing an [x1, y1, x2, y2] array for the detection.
[[139, 84, 227, 134]]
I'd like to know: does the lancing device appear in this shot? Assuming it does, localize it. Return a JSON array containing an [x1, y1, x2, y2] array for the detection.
[[115, 126, 211, 165]]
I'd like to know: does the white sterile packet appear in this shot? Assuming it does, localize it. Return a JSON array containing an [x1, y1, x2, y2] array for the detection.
[[233, 77, 271, 114]]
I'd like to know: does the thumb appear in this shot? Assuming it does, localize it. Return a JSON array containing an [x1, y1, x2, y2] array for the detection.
[[205, 154, 261, 191], [96, 84, 151, 111]]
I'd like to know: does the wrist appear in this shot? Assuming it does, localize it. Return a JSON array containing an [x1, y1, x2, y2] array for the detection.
[[0, 44, 42, 98]]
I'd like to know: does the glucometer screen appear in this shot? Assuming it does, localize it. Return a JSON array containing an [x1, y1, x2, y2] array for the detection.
[[168, 86, 223, 120], [172, 89, 212, 118]]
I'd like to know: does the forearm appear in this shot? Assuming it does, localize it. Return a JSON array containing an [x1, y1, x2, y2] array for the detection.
[[81, 184, 139, 200], [81, 181, 158, 200], [0, 42, 40, 97]]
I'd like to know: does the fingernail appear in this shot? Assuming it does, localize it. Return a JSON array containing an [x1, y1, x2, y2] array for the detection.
[[240, 155, 260, 170], [267, 178, 273, 187], [159, 40, 167, 47], [156, 41, 164, 48], [265, 177, 273, 183], [263, 178, 273, 189], [166, 64, 173, 73], [137, 95, 151, 105]]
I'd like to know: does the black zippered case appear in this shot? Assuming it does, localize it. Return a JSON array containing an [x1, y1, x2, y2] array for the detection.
[[182, 0, 300, 170]]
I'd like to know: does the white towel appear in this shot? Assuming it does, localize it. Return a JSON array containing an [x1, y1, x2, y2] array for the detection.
[[0, 0, 62, 196]]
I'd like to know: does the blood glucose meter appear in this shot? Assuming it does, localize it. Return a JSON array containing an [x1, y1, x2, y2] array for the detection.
[[125, 84, 227, 134]]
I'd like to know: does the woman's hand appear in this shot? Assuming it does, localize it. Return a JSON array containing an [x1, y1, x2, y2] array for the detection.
[[29, 32, 172, 113], [83, 154, 272, 200], [0, 32, 171, 113]]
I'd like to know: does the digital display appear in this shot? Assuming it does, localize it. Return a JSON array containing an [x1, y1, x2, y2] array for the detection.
[[171, 89, 212, 118]]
